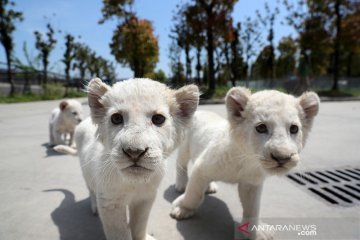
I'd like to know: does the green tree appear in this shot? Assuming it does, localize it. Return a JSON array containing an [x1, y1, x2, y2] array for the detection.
[[240, 17, 262, 86], [102, 60, 116, 84], [276, 36, 297, 78], [62, 34, 76, 96], [168, 39, 185, 86], [34, 23, 57, 90], [171, 4, 193, 82], [252, 45, 273, 80], [256, 3, 279, 87], [0, 0, 23, 96], [99, 0, 134, 24], [73, 43, 91, 90], [229, 23, 244, 87], [341, 3, 360, 77], [283, 0, 327, 93], [214, 17, 236, 86], [188, 0, 238, 97], [184, 4, 206, 85], [110, 16, 159, 77], [145, 69, 167, 83], [318, 0, 357, 90], [88, 51, 102, 78], [283, 0, 357, 92], [299, 15, 332, 76]]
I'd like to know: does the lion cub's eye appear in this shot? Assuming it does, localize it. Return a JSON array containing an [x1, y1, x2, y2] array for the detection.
[[255, 124, 268, 134], [72, 111, 77, 115], [290, 125, 299, 134], [111, 113, 123, 125], [152, 114, 166, 126]]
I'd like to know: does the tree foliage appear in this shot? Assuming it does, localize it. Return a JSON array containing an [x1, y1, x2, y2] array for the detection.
[[99, 0, 134, 24], [34, 23, 57, 89], [283, 0, 359, 91], [110, 16, 159, 77], [169, 0, 237, 96], [276, 36, 297, 78], [256, 3, 279, 85], [168, 38, 185, 86], [0, 0, 23, 95], [62, 33, 76, 95], [240, 17, 262, 84]]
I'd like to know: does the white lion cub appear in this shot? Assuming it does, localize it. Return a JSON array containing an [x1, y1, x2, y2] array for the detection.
[[76, 78, 199, 240], [49, 99, 84, 147], [171, 87, 320, 239]]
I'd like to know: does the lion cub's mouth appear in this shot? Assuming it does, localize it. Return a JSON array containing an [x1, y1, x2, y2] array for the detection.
[[124, 163, 153, 173]]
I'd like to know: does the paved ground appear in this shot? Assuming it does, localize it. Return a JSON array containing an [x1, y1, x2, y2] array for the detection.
[[0, 99, 359, 240]]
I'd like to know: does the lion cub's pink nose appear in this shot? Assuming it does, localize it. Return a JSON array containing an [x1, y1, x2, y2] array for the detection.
[[122, 148, 149, 162]]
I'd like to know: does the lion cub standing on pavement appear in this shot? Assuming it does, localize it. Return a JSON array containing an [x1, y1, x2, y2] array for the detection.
[[49, 99, 84, 147], [76, 78, 199, 240], [171, 87, 320, 239]]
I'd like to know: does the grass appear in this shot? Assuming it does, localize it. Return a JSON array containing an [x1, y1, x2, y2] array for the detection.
[[213, 85, 231, 99], [316, 89, 360, 97], [1, 83, 359, 104], [0, 84, 86, 103]]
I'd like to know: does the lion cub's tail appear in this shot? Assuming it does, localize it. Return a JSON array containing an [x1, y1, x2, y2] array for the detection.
[[53, 145, 77, 156]]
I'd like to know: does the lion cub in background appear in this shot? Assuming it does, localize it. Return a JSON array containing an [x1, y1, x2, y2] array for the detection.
[[76, 78, 199, 240], [49, 99, 84, 147], [171, 87, 320, 239]]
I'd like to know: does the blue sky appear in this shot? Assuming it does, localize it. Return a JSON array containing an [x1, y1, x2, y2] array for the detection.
[[0, 0, 296, 79]]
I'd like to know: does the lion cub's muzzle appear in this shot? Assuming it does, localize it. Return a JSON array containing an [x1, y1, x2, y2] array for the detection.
[[122, 147, 149, 163], [262, 146, 300, 175], [270, 153, 294, 166]]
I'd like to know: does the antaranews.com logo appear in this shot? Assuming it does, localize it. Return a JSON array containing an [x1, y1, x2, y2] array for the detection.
[[234, 217, 360, 240], [237, 222, 317, 237]]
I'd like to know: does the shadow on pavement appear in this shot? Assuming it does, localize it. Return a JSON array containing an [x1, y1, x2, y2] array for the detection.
[[44, 189, 106, 240], [42, 143, 66, 157], [42, 143, 65, 157], [164, 185, 234, 240]]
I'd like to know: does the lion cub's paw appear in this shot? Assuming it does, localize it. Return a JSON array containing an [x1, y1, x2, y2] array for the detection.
[[170, 195, 194, 220], [205, 182, 218, 194], [170, 206, 195, 220], [146, 234, 156, 240], [255, 222, 275, 240], [174, 184, 186, 193]]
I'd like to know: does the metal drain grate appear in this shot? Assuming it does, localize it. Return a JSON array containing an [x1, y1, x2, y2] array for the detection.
[[287, 167, 360, 207]]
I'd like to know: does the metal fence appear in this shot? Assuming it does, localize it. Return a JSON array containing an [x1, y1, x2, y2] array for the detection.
[[0, 64, 87, 96]]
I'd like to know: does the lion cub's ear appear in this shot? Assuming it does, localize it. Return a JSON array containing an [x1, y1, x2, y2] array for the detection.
[[59, 100, 68, 111], [174, 84, 200, 122], [298, 91, 320, 122], [225, 87, 251, 122], [87, 78, 111, 124], [298, 92, 320, 127]]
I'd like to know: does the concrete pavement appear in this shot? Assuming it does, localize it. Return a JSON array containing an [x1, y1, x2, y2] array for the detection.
[[0, 99, 359, 240]]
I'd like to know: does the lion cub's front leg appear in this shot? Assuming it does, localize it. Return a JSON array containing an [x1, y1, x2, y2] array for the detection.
[[238, 182, 274, 240], [97, 197, 132, 240], [129, 193, 157, 240], [170, 165, 210, 220]]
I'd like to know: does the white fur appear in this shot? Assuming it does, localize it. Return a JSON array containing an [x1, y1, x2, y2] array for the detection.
[[77, 78, 199, 240], [49, 99, 84, 147], [53, 144, 78, 155], [171, 88, 320, 240]]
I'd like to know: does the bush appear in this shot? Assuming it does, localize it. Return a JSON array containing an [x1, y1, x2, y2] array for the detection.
[[0, 84, 86, 103], [41, 83, 64, 100], [66, 88, 87, 98], [213, 85, 231, 99]]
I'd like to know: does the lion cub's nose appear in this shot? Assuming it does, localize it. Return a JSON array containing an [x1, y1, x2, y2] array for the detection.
[[271, 153, 291, 164], [122, 148, 149, 162]]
